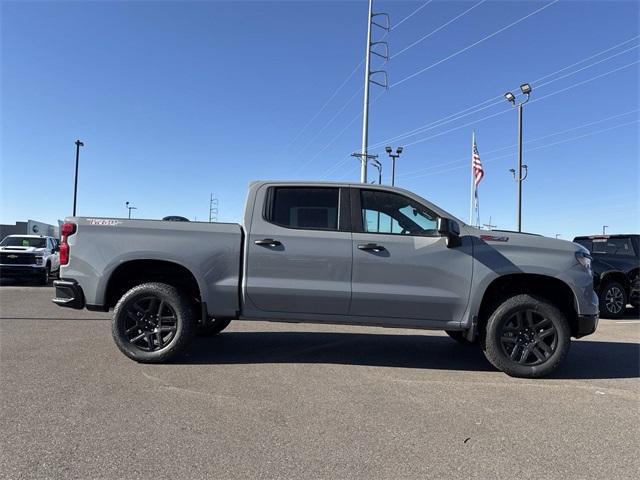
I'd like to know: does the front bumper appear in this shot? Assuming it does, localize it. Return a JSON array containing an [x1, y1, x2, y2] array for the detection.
[[52, 279, 85, 309], [575, 313, 599, 338], [0, 265, 45, 277]]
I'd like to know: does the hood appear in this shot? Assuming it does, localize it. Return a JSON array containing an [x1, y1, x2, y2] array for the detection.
[[462, 226, 581, 255]]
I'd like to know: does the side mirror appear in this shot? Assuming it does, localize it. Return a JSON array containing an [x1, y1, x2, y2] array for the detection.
[[437, 218, 461, 248]]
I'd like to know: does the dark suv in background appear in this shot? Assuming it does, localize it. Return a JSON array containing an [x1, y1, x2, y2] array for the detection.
[[573, 234, 639, 318]]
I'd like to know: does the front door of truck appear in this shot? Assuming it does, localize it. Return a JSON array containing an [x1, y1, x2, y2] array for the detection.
[[349, 188, 473, 324], [245, 185, 352, 315]]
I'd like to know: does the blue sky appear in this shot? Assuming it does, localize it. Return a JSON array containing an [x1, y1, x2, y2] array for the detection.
[[1, 0, 638, 238]]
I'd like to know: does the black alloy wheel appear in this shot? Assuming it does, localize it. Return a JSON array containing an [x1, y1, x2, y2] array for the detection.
[[123, 296, 178, 351], [112, 282, 195, 363], [483, 294, 570, 378], [499, 309, 558, 366]]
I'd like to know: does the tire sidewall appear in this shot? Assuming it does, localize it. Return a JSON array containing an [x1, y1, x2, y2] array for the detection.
[[112, 282, 193, 363], [484, 294, 571, 378]]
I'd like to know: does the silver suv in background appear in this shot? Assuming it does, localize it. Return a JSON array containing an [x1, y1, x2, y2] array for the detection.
[[0, 235, 60, 284]]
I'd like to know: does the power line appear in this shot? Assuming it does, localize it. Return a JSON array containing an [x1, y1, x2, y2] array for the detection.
[[371, 42, 639, 149], [408, 119, 640, 180], [391, 0, 561, 88], [392, 0, 435, 30], [285, 0, 432, 155], [392, 0, 488, 59], [397, 109, 639, 178], [403, 59, 640, 149]]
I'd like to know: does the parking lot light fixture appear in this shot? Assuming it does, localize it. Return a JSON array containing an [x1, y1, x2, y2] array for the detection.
[[504, 92, 515, 103], [385, 146, 403, 186], [520, 83, 532, 95]]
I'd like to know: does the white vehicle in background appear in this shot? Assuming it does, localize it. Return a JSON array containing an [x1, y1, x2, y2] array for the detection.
[[0, 235, 60, 284]]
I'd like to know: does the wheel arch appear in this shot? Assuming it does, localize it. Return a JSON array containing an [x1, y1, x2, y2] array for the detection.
[[103, 259, 203, 311], [475, 273, 581, 337], [600, 270, 630, 293]]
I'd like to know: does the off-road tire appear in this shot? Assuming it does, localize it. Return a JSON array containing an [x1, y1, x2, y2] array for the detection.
[[445, 330, 475, 345], [112, 282, 195, 363], [598, 280, 627, 319], [196, 318, 233, 337], [482, 294, 571, 378]]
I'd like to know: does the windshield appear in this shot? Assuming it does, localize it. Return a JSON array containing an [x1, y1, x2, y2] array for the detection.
[[0, 237, 47, 248]]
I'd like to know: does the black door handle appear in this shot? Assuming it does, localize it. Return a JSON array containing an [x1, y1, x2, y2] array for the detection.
[[357, 243, 385, 252], [254, 238, 282, 247]]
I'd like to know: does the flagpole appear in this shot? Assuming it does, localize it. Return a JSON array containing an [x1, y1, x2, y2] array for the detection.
[[469, 130, 475, 224]]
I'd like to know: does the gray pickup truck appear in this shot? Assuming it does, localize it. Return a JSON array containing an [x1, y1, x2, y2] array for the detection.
[[53, 181, 598, 377]]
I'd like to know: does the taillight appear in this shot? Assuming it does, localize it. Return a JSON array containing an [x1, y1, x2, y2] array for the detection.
[[60, 222, 76, 265]]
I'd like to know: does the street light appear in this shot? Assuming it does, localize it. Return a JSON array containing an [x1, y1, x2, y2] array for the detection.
[[385, 146, 403, 186], [125, 201, 137, 219], [602, 225, 608, 235], [504, 82, 532, 232], [72, 140, 84, 216]]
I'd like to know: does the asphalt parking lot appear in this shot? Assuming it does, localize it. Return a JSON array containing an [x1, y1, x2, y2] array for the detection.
[[1, 283, 639, 480]]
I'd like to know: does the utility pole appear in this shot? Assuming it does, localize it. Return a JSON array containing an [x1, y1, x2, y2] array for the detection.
[[505, 83, 532, 232], [72, 140, 84, 216], [602, 225, 608, 235], [125, 201, 137, 219], [209, 194, 219, 223], [359, 0, 389, 183], [482, 217, 497, 230]]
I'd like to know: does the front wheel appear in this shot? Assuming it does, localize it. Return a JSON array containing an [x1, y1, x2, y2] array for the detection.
[[112, 282, 195, 363], [482, 294, 571, 378], [599, 281, 627, 319]]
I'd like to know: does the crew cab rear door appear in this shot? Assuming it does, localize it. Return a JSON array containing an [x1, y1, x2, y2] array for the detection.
[[349, 187, 473, 324], [244, 184, 352, 315]]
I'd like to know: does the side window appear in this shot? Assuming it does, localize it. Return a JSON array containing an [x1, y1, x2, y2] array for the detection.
[[360, 190, 438, 235], [607, 238, 634, 256], [267, 187, 339, 231], [592, 239, 607, 254]]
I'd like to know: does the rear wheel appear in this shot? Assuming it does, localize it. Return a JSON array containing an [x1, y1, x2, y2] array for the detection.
[[112, 282, 195, 363], [599, 281, 627, 319], [482, 294, 570, 378]]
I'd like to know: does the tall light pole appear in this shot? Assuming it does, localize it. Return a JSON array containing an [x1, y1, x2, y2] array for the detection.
[[602, 225, 608, 235], [385, 146, 403, 186], [505, 83, 532, 232], [125, 201, 137, 219], [72, 140, 84, 216]]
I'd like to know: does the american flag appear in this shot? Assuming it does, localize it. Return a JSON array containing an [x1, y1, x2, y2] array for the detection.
[[472, 141, 484, 187]]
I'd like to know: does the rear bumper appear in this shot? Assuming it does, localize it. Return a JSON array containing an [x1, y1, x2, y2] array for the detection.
[[53, 279, 85, 309], [575, 313, 599, 338]]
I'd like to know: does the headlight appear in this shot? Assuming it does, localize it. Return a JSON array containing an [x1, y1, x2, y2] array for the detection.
[[575, 251, 592, 270], [35, 256, 44, 265]]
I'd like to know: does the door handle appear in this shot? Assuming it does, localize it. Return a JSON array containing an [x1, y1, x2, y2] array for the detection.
[[254, 238, 282, 247], [357, 243, 385, 252]]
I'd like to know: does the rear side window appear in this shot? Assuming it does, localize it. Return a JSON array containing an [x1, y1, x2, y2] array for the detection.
[[592, 238, 635, 256], [267, 187, 339, 231]]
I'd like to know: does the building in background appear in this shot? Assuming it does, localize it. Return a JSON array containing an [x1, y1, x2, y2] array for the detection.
[[0, 220, 60, 239]]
